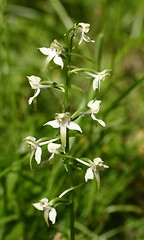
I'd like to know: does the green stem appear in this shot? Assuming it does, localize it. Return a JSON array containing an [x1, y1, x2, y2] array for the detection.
[[65, 161, 75, 240], [64, 36, 73, 112], [70, 192, 75, 240], [64, 36, 75, 240]]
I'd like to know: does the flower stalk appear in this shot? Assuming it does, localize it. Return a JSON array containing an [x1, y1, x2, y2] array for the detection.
[[24, 22, 110, 239], [64, 34, 75, 240]]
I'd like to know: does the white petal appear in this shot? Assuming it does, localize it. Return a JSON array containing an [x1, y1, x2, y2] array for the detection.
[[40, 198, 49, 204], [85, 72, 97, 78], [49, 208, 57, 224], [91, 114, 106, 127], [83, 34, 94, 43], [32, 202, 43, 211], [44, 119, 60, 128], [78, 23, 90, 33], [39, 84, 49, 89], [39, 47, 52, 55], [103, 164, 109, 169], [87, 100, 101, 112], [93, 157, 102, 165], [27, 75, 41, 81], [78, 36, 83, 45], [85, 168, 94, 182], [42, 51, 56, 70], [60, 124, 67, 148], [35, 146, 42, 164], [27, 76, 41, 90], [28, 97, 34, 105], [48, 153, 54, 161], [67, 121, 82, 132], [53, 55, 64, 68], [24, 136, 36, 143], [44, 209, 49, 226], [28, 88, 40, 105], [93, 78, 99, 91], [48, 143, 61, 153]]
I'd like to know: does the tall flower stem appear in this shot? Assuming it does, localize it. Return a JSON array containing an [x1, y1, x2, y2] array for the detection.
[[66, 160, 75, 240], [64, 36, 75, 240], [64, 36, 73, 112]]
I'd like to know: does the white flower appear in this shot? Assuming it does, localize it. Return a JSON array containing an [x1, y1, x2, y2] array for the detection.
[[39, 39, 64, 70], [47, 142, 61, 160], [87, 100, 106, 127], [44, 112, 82, 148], [85, 70, 110, 91], [74, 22, 95, 45], [85, 158, 109, 190], [24, 136, 57, 165], [32, 198, 57, 226], [27, 75, 49, 105], [24, 136, 42, 164]]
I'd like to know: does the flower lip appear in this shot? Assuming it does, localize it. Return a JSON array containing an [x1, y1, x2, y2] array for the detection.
[[47, 142, 61, 160], [48, 142, 61, 153]]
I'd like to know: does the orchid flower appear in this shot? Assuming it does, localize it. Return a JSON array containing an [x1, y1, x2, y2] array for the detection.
[[76, 157, 109, 190], [74, 22, 95, 45], [24, 136, 58, 165], [32, 198, 57, 226], [27, 75, 49, 105], [44, 112, 82, 148], [85, 158, 109, 189], [85, 70, 110, 91], [39, 39, 64, 70], [24, 136, 43, 164], [87, 100, 106, 127]]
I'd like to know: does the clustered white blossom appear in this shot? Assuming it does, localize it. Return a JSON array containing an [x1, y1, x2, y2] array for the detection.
[[25, 22, 110, 226]]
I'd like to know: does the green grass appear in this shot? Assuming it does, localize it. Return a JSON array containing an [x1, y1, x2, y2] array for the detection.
[[1, 0, 144, 239]]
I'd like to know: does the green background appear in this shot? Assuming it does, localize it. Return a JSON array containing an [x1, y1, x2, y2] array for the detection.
[[0, 0, 144, 239]]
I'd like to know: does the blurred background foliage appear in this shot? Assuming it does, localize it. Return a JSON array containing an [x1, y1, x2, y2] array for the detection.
[[0, 0, 144, 239]]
